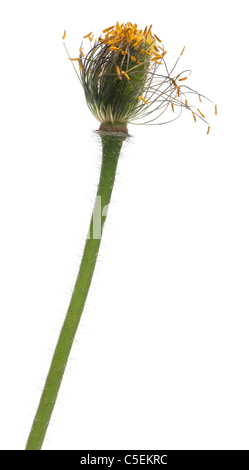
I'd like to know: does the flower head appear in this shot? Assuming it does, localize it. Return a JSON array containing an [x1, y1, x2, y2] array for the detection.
[[64, 22, 216, 133]]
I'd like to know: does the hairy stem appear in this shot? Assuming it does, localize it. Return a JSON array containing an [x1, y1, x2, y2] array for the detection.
[[25, 131, 127, 450]]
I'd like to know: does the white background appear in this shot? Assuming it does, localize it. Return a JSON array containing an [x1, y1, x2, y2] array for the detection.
[[0, 0, 249, 451]]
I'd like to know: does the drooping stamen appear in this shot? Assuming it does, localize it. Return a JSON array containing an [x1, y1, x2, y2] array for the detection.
[[121, 71, 130, 80], [154, 34, 162, 43], [62, 30, 66, 40], [139, 96, 148, 104], [180, 46, 186, 55], [103, 26, 115, 33], [197, 108, 205, 118], [83, 32, 92, 39], [115, 65, 122, 79]]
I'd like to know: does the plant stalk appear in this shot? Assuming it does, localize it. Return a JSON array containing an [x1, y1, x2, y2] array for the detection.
[[25, 130, 127, 450]]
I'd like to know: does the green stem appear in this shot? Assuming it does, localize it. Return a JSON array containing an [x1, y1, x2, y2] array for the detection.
[[25, 131, 126, 450]]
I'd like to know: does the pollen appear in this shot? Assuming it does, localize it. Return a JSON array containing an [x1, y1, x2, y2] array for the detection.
[[103, 25, 115, 33], [122, 71, 130, 80], [197, 108, 205, 118], [180, 46, 186, 55], [177, 86, 181, 97], [151, 57, 162, 64], [192, 112, 197, 122], [178, 76, 188, 81], [151, 53, 163, 60], [131, 56, 137, 61], [215, 104, 218, 115], [139, 96, 148, 104], [154, 34, 162, 43], [171, 103, 175, 113], [83, 32, 92, 39], [62, 30, 66, 40], [121, 50, 128, 55], [133, 38, 143, 47], [98, 22, 162, 57], [69, 57, 81, 70], [148, 25, 153, 35], [115, 65, 122, 79], [207, 126, 210, 135]]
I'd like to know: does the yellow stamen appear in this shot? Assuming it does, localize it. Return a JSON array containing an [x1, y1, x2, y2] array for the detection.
[[121, 50, 128, 55], [83, 32, 92, 39], [154, 34, 162, 43], [137, 60, 142, 64], [62, 30, 66, 40], [69, 58, 81, 70], [199, 94, 202, 102], [140, 49, 145, 54], [148, 25, 153, 35], [178, 76, 188, 81], [145, 51, 151, 56], [215, 104, 218, 115], [177, 86, 181, 97], [103, 26, 115, 33], [197, 108, 205, 118], [151, 53, 163, 60], [180, 46, 186, 55], [207, 126, 210, 135], [133, 38, 143, 47], [131, 56, 137, 61], [192, 112, 197, 122], [116, 21, 122, 34], [139, 96, 148, 104], [121, 71, 130, 80], [110, 46, 119, 51], [185, 99, 188, 106], [115, 65, 122, 78], [171, 103, 175, 113]]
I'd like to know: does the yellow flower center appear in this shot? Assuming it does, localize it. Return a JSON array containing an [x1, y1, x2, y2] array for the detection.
[[100, 21, 161, 54]]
